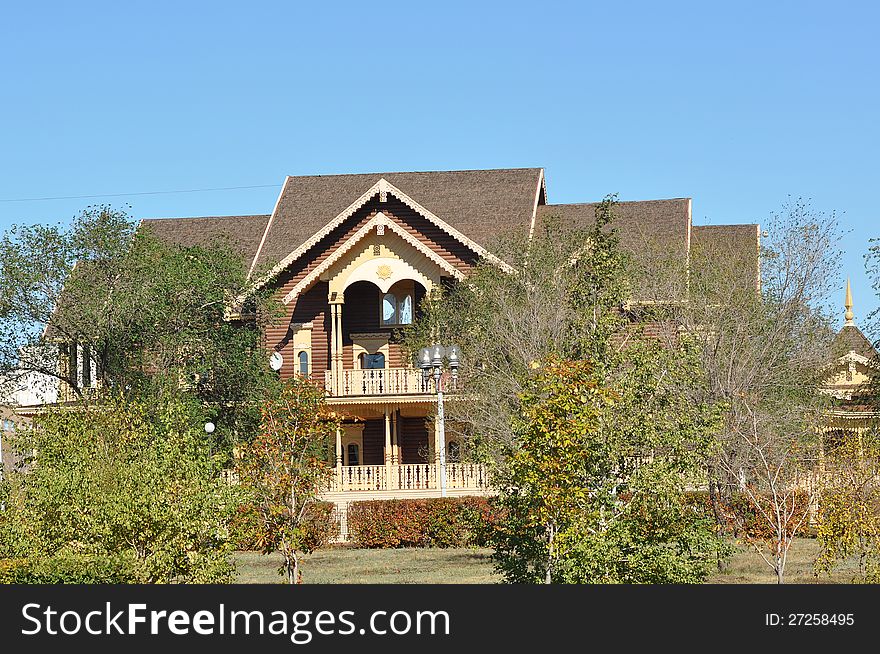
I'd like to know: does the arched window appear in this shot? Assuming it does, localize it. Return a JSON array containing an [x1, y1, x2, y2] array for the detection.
[[382, 294, 397, 325], [347, 443, 360, 467], [359, 352, 386, 369], [399, 294, 413, 324], [381, 281, 415, 326], [448, 440, 461, 462], [298, 351, 309, 376]]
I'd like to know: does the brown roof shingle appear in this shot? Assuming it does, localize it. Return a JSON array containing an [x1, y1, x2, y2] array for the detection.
[[140, 214, 270, 268], [536, 199, 693, 300], [251, 168, 544, 273], [833, 324, 877, 359]]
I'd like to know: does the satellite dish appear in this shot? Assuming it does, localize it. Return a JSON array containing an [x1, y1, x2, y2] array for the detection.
[[269, 351, 284, 371]]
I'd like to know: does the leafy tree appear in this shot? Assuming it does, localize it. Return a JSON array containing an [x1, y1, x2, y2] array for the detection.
[[634, 198, 841, 580], [0, 205, 280, 452], [491, 355, 727, 583], [402, 196, 627, 459], [0, 394, 238, 582], [815, 431, 880, 582], [236, 376, 339, 584]]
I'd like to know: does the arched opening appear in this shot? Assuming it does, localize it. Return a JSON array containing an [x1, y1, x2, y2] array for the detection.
[[381, 280, 416, 327]]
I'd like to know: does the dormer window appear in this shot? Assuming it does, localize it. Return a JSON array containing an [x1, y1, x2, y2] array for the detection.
[[381, 281, 415, 327]]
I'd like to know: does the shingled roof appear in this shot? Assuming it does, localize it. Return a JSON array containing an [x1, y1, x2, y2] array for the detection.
[[536, 199, 692, 259], [691, 224, 760, 293], [140, 215, 270, 269], [249, 168, 545, 274], [833, 325, 877, 360]]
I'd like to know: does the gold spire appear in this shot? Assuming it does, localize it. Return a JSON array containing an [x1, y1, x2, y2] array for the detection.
[[845, 278, 854, 325]]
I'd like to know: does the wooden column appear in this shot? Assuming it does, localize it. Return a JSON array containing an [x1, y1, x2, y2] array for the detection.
[[384, 408, 395, 490], [391, 409, 399, 464], [335, 300, 344, 395], [335, 427, 343, 490], [329, 303, 338, 393]]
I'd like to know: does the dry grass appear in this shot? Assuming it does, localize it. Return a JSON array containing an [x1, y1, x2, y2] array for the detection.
[[235, 546, 499, 584], [709, 538, 863, 584], [235, 538, 865, 584]]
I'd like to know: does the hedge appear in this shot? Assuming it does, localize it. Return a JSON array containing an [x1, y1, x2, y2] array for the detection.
[[229, 500, 339, 551], [0, 552, 138, 584], [347, 496, 496, 548]]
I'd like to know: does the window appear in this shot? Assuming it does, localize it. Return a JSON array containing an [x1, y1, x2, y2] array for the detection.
[[382, 293, 397, 325], [347, 443, 360, 466], [381, 281, 415, 326], [359, 352, 386, 369], [298, 351, 309, 376]]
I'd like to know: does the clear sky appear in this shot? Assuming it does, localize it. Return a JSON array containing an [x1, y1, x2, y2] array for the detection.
[[1, 1, 877, 334]]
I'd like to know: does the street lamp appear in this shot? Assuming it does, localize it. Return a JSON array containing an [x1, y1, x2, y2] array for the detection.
[[418, 343, 461, 497]]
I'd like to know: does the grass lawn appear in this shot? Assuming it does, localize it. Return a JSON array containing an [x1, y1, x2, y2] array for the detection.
[[235, 547, 499, 584], [235, 537, 864, 584]]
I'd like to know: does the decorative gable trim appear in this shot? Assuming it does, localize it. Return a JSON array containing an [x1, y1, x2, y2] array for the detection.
[[251, 177, 512, 292], [528, 168, 545, 240], [281, 212, 464, 306]]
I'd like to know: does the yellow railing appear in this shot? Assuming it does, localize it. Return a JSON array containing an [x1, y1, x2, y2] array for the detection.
[[325, 368, 430, 396], [328, 463, 489, 493]]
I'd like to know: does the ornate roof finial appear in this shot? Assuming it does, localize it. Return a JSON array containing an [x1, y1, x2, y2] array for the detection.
[[845, 278, 854, 325]]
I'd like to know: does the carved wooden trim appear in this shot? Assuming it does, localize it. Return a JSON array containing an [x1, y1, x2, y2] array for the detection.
[[281, 212, 462, 305]]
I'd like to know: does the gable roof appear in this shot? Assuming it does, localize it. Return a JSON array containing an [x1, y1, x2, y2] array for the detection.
[[249, 168, 544, 274], [833, 324, 877, 360], [281, 211, 465, 305]]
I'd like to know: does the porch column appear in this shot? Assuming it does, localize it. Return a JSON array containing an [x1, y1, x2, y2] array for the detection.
[[384, 408, 393, 489], [335, 300, 344, 395], [329, 298, 345, 396], [329, 302, 338, 393], [335, 427, 343, 489], [391, 409, 399, 464]]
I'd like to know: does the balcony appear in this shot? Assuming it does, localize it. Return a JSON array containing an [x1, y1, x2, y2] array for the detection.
[[326, 463, 489, 494], [326, 368, 434, 397]]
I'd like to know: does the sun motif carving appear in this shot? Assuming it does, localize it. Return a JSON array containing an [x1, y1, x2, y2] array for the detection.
[[376, 264, 393, 280]]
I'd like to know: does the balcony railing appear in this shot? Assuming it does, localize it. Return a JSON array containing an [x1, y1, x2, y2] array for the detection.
[[327, 463, 489, 493], [326, 368, 432, 397]]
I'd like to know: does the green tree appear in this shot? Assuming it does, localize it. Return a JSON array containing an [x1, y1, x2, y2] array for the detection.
[[0, 205, 280, 452], [815, 431, 880, 582], [491, 353, 727, 584], [236, 376, 339, 584], [402, 196, 626, 459], [0, 394, 238, 582]]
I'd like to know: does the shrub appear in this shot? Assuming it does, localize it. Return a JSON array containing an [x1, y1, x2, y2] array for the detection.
[[347, 496, 493, 548], [0, 551, 138, 584], [230, 501, 339, 551]]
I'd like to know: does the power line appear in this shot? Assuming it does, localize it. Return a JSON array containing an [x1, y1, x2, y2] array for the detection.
[[0, 184, 279, 203]]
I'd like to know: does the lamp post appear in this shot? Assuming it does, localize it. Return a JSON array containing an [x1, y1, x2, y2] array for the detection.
[[418, 343, 461, 497]]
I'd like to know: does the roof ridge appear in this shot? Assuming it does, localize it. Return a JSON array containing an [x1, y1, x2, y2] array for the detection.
[[141, 214, 271, 222], [282, 167, 543, 180], [542, 198, 691, 206]]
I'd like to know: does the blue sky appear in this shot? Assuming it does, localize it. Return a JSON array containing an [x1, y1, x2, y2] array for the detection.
[[1, 1, 877, 334]]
